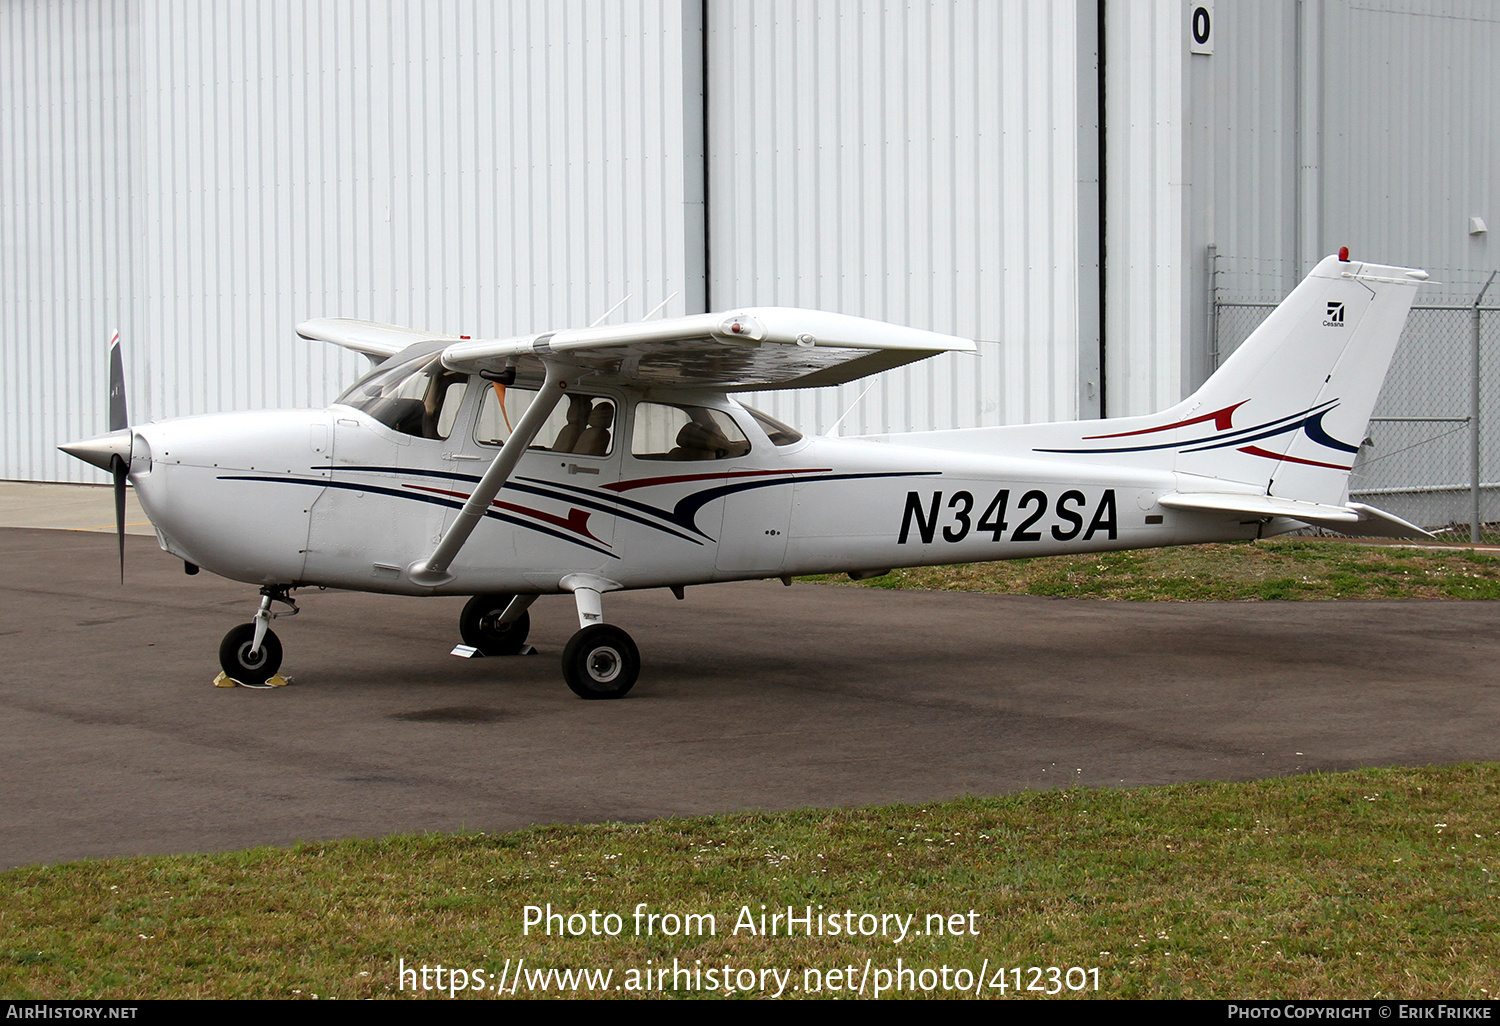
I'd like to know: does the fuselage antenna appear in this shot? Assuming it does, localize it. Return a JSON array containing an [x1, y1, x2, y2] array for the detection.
[[824, 381, 878, 437]]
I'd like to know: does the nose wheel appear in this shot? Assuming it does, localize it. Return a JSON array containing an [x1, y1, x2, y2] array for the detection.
[[219, 622, 283, 685]]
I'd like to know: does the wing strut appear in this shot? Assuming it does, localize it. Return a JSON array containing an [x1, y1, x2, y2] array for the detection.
[[407, 360, 570, 587]]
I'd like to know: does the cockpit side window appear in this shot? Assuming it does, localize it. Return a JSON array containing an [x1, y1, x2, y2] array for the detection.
[[475, 385, 616, 456], [335, 355, 468, 440], [631, 402, 751, 461]]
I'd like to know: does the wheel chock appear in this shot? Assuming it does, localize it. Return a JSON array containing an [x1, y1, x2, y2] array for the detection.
[[450, 644, 536, 658], [213, 671, 292, 688]]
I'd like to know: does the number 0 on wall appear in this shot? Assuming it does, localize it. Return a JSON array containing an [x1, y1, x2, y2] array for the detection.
[[1190, 2, 1214, 55]]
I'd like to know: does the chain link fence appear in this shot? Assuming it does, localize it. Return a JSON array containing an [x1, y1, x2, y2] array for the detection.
[[1214, 275, 1500, 543]]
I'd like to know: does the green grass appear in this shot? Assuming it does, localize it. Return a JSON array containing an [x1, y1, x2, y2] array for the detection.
[[2, 765, 1497, 999], [801, 539, 1500, 601]]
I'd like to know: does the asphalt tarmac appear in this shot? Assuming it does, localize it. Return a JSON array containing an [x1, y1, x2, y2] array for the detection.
[[4, 524, 1499, 870]]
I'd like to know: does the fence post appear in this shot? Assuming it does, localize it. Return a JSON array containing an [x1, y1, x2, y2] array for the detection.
[[1473, 270, 1497, 544], [1206, 244, 1219, 370]]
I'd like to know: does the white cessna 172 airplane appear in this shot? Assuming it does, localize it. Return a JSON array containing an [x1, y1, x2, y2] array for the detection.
[[61, 252, 1427, 698]]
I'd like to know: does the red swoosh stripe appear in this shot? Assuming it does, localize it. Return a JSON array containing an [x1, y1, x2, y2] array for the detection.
[[1083, 401, 1246, 440], [1237, 445, 1352, 471], [403, 484, 602, 542]]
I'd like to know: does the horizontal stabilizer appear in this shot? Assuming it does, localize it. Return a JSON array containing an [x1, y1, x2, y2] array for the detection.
[[1342, 502, 1434, 539], [1160, 493, 1431, 538], [297, 318, 464, 362]]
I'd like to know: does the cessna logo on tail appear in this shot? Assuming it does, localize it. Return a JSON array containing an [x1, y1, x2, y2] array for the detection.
[[1324, 302, 1345, 326]]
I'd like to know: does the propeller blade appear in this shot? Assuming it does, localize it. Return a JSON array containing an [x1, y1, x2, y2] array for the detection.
[[107, 329, 127, 432], [108, 330, 129, 582], [58, 330, 134, 581], [111, 454, 127, 583]]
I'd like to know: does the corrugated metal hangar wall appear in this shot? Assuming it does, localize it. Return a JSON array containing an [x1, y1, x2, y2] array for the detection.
[[1183, 0, 1500, 335], [2, 0, 706, 481], [711, 1, 1099, 436], [3, 0, 1495, 483], [1106, 0, 1498, 415]]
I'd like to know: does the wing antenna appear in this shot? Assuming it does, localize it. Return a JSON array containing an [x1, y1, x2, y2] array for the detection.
[[639, 292, 679, 322], [588, 294, 633, 327]]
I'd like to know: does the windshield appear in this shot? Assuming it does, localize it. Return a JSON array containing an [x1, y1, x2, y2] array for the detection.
[[335, 354, 468, 439]]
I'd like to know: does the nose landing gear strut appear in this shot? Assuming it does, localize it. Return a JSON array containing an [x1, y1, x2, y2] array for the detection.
[[218, 586, 298, 686]]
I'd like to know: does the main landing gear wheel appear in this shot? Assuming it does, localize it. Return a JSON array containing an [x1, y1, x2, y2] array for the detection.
[[562, 624, 639, 700], [219, 622, 283, 686], [459, 594, 532, 656]]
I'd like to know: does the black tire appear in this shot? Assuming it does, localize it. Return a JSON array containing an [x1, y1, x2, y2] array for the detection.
[[219, 622, 283, 685], [459, 594, 532, 656], [561, 624, 639, 700]]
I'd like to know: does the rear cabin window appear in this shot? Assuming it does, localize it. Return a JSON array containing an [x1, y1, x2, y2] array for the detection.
[[631, 403, 751, 461]]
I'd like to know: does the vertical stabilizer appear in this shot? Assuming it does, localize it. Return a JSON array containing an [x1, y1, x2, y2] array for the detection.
[[1161, 256, 1423, 503]]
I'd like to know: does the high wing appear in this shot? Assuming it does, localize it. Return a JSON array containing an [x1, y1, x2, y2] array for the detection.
[[436, 308, 976, 390], [297, 317, 467, 365]]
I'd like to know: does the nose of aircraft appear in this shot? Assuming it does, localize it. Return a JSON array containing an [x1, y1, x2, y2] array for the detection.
[[58, 429, 134, 472]]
